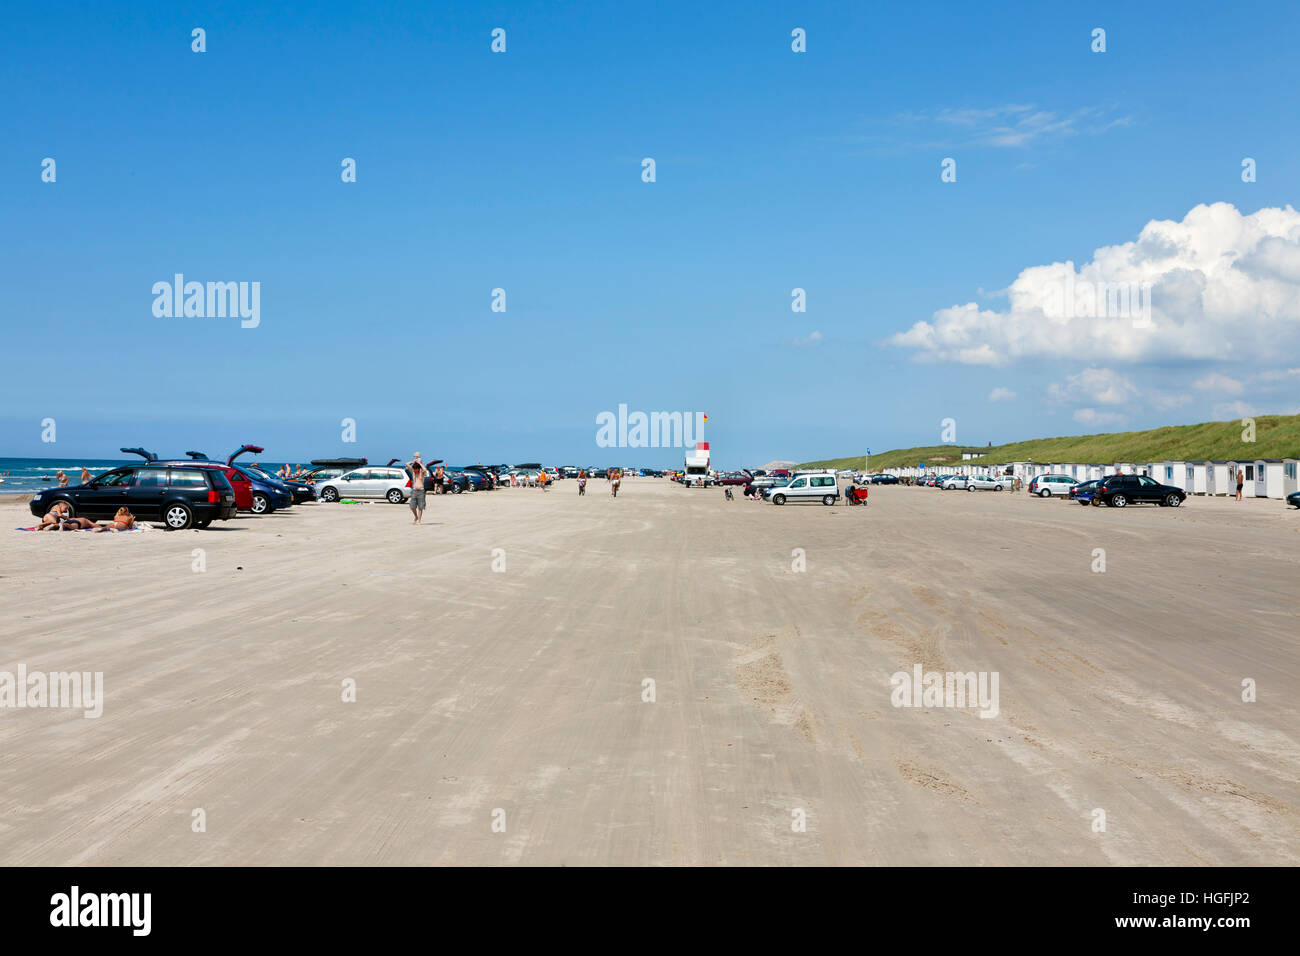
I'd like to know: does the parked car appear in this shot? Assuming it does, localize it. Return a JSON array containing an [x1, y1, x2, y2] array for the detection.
[[941, 475, 969, 490], [225, 465, 293, 513], [1027, 475, 1076, 497], [317, 466, 411, 503], [1289, 491, 1300, 509], [717, 471, 753, 486], [965, 475, 1006, 492], [765, 473, 839, 506], [29, 464, 237, 529], [1092, 474, 1187, 508], [870, 474, 900, 484], [124, 446, 280, 514], [1068, 480, 1100, 505], [299, 458, 368, 484]]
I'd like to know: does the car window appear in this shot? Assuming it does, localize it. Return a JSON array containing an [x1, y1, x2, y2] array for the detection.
[[1138, 476, 1157, 487], [93, 469, 133, 487], [790, 478, 807, 488], [132, 468, 169, 488], [169, 469, 207, 488], [342, 471, 362, 480]]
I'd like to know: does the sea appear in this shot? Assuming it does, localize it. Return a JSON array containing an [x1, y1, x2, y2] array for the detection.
[[0, 457, 309, 494]]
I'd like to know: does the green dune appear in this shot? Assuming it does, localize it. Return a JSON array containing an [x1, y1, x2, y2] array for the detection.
[[800, 414, 1300, 471]]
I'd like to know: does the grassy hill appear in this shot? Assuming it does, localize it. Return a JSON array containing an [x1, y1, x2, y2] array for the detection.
[[799, 414, 1300, 471]]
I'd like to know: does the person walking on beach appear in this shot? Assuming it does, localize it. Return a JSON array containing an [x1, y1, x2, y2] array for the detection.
[[609, 468, 621, 498], [1235, 467, 1245, 502], [577, 469, 587, 496], [432, 463, 446, 494], [406, 453, 429, 524]]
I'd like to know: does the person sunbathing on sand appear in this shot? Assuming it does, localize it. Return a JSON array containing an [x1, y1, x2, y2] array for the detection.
[[37, 501, 82, 530], [91, 507, 137, 532]]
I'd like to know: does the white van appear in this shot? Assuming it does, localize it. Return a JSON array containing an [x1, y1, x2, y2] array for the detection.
[[766, 471, 839, 506]]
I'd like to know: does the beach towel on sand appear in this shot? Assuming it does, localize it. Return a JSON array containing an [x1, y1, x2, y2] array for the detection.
[[15, 526, 146, 533]]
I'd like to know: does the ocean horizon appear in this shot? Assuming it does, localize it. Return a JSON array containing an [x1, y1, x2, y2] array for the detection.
[[0, 456, 315, 494]]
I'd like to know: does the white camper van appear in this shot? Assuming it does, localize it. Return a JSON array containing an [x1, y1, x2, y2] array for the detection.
[[684, 442, 713, 487]]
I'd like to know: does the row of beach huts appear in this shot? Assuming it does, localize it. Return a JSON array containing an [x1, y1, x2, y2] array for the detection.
[[883, 458, 1300, 498]]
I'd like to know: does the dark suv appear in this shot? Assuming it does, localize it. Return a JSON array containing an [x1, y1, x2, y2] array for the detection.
[[1092, 474, 1187, 508], [29, 465, 238, 529]]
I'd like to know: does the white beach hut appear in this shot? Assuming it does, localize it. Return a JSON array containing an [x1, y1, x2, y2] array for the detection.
[[1155, 461, 1183, 489], [1185, 462, 1207, 495], [1226, 461, 1256, 497], [1256, 459, 1287, 498], [1206, 461, 1231, 495]]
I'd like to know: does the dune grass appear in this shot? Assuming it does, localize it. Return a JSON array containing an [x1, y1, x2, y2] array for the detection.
[[800, 415, 1300, 471]]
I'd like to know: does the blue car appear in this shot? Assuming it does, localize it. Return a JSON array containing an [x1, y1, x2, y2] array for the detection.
[[1069, 479, 1100, 505], [1288, 491, 1300, 509]]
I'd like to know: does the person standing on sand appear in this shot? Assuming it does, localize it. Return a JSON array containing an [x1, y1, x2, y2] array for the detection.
[[1235, 468, 1245, 502], [433, 463, 446, 494], [577, 469, 587, 495], [406, 453, 429, 524], [609, 468, 621, 498]]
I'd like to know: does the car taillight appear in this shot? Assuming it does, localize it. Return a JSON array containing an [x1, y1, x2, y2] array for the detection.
[[208, 490, 219, 503]]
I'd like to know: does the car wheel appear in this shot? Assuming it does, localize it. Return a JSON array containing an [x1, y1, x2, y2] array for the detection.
[[320, 487, 339, 503], [967, 485, 976, 492], [1111, 494, 1128, 508], [251, 493, 270, 513], [164, 503, 193, 530], [386, 488, 404, 503], [1038, 488, 1051, 498], [772, 494, 786, 506], [993, 485, 1002, 492], [452, 484, 463, 494], [822, 494, 836, 506], [1166, 494, 1182, 508]]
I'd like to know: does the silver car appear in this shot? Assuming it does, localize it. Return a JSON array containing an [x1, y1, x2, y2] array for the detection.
[[317, 466, 411, 503], [965, 475, 1006, 491], [765, 473, 839, 506]]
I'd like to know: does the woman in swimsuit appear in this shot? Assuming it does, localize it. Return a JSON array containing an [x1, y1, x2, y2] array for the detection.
[[92, 507, 137, 532]]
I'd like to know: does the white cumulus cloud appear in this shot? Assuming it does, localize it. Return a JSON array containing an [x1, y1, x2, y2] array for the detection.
[[888, 203, 1300, 365], [1194, 372, 1244, 394], [1047, 368, 1139, 406], [1074, 408, 1125, 427], [988, 386, 1016, 402]]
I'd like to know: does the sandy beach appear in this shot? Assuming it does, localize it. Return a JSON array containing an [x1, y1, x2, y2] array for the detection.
[[1, 481, 1297, 865]]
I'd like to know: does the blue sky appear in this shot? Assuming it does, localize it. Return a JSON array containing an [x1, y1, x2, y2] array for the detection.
[[4, 0, 1300, 467]]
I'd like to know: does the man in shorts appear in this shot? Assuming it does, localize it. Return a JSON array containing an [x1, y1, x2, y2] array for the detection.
[[407, 453, 429, 524]]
